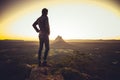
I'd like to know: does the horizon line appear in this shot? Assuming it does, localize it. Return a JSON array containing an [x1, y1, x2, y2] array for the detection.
[[0, 38, 120, 41]]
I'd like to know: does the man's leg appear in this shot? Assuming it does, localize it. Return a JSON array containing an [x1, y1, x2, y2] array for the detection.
[[43, 36, 49, 64], [38, 37, 44, 66]]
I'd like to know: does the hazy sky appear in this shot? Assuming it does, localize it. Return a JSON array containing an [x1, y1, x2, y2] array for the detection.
[[0, 0, 120, 40]]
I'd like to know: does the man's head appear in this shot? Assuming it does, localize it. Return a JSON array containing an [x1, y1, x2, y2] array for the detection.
[[42, 8, 48, 16]]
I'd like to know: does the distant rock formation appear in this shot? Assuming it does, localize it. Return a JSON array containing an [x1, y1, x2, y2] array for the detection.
[[53, 35, 66, 44], [51, 36, 74, 49]]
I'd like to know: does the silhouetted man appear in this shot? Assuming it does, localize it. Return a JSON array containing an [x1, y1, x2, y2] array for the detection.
[[32, 8, 50, 66]]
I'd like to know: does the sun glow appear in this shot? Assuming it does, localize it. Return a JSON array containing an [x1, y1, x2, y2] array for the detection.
[[0, 0, 120, 40]]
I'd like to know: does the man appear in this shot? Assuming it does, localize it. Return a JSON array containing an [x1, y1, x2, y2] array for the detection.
[[32, 8, 50, 66]]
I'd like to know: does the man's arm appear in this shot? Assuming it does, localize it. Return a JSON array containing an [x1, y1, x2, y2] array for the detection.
[[32, 19, 40, 33]]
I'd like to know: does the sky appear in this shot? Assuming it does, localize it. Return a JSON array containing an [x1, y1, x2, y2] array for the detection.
[[0, 0, 120, 40]]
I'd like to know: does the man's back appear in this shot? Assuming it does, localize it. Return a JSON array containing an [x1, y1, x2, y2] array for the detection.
[[38, 15, 50, 36]]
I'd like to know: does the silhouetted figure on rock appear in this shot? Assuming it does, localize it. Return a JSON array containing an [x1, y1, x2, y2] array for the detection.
[[32, 8, 50, 67]]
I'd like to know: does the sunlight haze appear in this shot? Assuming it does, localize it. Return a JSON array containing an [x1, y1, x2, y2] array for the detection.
[[0, 0, 120, 40]]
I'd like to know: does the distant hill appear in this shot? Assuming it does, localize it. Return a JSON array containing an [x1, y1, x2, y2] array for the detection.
[[50, 36, 76, 49], [53, 36, 66, 44], [0, 39, 24, 42]]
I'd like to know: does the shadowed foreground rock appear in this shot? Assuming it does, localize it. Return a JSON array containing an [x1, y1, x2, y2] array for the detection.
[[60, 68, 92, 80], [27, 66, 64, 80], [26, 66, 94, 80]]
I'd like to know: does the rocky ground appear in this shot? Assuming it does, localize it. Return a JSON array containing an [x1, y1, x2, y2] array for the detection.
[[27, 65, 64, 80]]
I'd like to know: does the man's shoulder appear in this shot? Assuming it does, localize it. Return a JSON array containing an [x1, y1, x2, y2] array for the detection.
[[37, 16, 44, 21]]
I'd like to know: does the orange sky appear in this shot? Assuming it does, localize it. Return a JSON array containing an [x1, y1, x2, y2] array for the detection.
[[0, 0, 120, 40]]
